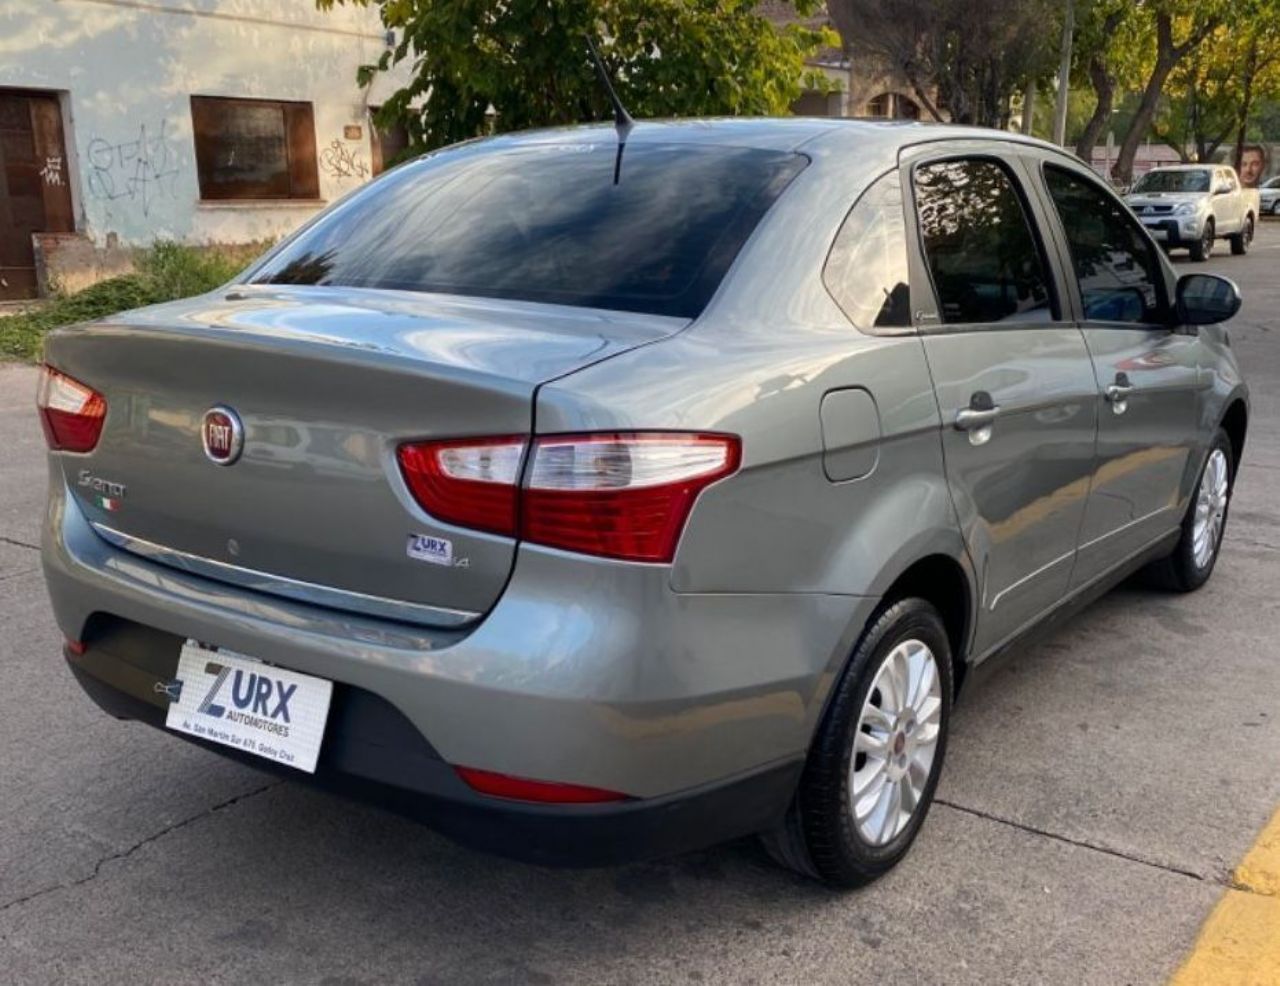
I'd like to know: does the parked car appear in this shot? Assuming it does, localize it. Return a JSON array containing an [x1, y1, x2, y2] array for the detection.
[[1124, 164, 1260, 261], [41, 120, 1248, 888], [1260, 175, 1280, 215]]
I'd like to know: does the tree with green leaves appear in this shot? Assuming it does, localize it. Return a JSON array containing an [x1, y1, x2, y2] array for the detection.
[[316, 0, 837, 154]]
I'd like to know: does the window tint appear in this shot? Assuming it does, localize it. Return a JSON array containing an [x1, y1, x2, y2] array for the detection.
[[823, 171, 911, 331], [252, 142, 806, 319], [191, 96, 318, 201], [913, 158, 1054, 325], [1044, 164, 1167, 324]]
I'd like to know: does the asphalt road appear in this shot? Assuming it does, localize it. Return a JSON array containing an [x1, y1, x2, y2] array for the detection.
[[3, 227, 1280, 985]]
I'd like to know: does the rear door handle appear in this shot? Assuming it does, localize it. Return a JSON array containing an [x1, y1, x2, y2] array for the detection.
[[955, 394, 1001, 446], [955, 406, 1000, 430]]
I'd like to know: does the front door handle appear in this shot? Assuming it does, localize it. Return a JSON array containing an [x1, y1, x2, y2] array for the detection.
[[1105, 372, 1133, 413]]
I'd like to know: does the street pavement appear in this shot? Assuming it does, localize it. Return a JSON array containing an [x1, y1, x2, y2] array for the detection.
[[2, 227, 1280, 985]]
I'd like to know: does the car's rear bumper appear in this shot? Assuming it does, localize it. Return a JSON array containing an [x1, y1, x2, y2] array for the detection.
[[65, 631, 804, 866], [43, 470, 871, 860]]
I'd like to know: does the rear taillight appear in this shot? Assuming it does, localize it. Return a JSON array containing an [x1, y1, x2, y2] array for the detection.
[[396, 432, 739, 563], [523, 433, 740, 562], [37, 366, 107, 453], [396, 436, 525, 536]]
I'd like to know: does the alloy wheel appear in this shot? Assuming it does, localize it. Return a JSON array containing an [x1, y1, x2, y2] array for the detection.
[[1192, 448, 1229, 570], [851, 639, 942, 846]]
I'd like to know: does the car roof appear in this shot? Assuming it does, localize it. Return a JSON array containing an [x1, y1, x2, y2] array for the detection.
[[485, 117, 1066, 157]]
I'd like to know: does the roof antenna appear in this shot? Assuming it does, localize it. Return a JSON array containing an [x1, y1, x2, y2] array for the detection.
[[585, 33, 633, 184]]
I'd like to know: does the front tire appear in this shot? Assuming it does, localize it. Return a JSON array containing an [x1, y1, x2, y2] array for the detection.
[[1229, 215, 1254, 256], [763, 598, 953, 888], [1149, 429, 1233, 592], [1189, 219, 1215, 262]]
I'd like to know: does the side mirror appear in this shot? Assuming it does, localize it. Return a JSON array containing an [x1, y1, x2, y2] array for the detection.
[[1177, 273, 1242, 325], [1214, 184, 1232, 196]]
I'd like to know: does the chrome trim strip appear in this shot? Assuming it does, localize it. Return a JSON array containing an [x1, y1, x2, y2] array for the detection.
[[1077, 504, 1175, 553], [90, 523, 479, 628], [988, 548, 1076, 611]]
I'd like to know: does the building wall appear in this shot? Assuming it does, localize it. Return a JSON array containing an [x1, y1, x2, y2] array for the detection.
[[0, 0, 410, 251]]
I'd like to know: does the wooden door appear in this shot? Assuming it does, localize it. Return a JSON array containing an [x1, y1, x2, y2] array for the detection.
[[0, 90, 73, 300]]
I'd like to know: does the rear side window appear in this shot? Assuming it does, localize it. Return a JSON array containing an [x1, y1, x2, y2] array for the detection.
[[251, 142, 807, 319], [823, 171, 911, 331], [913, 158, 1054, 325], [1043, 165, 1167, 324]]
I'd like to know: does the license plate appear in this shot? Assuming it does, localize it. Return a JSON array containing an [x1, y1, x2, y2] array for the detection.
[[165, 640, 333, 773]]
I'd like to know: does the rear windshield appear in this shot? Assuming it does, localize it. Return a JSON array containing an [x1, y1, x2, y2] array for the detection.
[[250, 141, 807, 318], [1132, 170, 1210, 193]]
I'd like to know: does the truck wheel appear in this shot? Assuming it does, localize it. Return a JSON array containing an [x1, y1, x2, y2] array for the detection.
[[1229, 215, 1254, 256], [761, 598, 952, 888], [1189, 219, 1214, 262]]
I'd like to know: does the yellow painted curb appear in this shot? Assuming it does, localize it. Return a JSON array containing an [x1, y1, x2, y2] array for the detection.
[[1170, 807, 1280, 985]]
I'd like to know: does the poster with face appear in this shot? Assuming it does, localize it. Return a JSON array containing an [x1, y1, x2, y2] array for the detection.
[[1239, 144, 1269, 188]]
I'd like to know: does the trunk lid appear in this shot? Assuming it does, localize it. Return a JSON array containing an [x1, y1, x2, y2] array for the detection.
[[46, 285, 685, 624]]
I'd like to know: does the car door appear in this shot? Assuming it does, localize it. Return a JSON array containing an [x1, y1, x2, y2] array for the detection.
[[904, 147, 1099, 658], [1216, 169, 1240, 232], [1033, 159, 1202, 588]]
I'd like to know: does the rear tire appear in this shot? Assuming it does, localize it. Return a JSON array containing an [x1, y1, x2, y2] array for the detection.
[[1148, 429, 1233, 592], [762, 598, 953, 888], [1229, 215, 1254, 256], [1189, 219, 1215, 262]]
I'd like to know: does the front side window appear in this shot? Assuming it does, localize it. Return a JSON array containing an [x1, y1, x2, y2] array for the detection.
[[191, 96, 319, 201], [251, 142, 807, 319], [1043, 164, 1166, 325], [823, 171, 911, 331], [913, 158, 1054, 325]]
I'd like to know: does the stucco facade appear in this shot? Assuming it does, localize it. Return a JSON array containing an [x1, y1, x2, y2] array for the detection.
[[0, 0, 409, 285]]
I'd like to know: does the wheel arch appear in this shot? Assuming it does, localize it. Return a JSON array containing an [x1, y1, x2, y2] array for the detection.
[[1221, 397, 1248, 478], [877, 553, 975, 697]]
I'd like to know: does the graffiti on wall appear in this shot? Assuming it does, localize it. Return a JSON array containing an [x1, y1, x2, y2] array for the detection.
[[319, 139, 369, 181], [39, 155, 65, 186], [86, 121, 181, 216]]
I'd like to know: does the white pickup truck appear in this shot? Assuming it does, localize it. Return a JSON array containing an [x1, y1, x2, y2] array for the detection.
[[1125, 164, 1260, 261]]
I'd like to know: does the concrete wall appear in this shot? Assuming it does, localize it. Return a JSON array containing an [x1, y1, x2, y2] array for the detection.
[[0, 0, 411, 250]]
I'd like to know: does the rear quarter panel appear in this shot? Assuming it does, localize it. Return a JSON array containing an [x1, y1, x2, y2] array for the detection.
[[535, 135, 971, 607]]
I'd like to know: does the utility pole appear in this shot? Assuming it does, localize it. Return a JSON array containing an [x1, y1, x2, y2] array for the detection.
[[1052, 0, 1075, 146]]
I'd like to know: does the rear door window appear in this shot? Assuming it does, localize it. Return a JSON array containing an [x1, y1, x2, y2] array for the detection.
[[1043, 164, 1167, 325], [912, 158, 1055, 325], [250, 142, 807, 319]]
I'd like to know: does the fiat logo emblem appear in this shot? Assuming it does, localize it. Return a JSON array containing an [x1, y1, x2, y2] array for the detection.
[[202, 406, 244, 466]]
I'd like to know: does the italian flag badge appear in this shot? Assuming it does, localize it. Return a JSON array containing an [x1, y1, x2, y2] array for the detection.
[[95, 494, 121, 512]]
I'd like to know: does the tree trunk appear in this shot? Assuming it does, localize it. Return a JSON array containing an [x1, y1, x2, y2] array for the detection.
[[1233, 38, 1259, 173], [1074, 53, 1114, 161], [1113, 13, 1218, 184], [1021, 77, 1036, 135], [1073, 10, 1122, 161]]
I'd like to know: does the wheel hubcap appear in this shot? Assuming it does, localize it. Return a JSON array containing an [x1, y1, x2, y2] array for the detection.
[[850, 639, 942, 846], [1192, 448, 1229, 570]]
